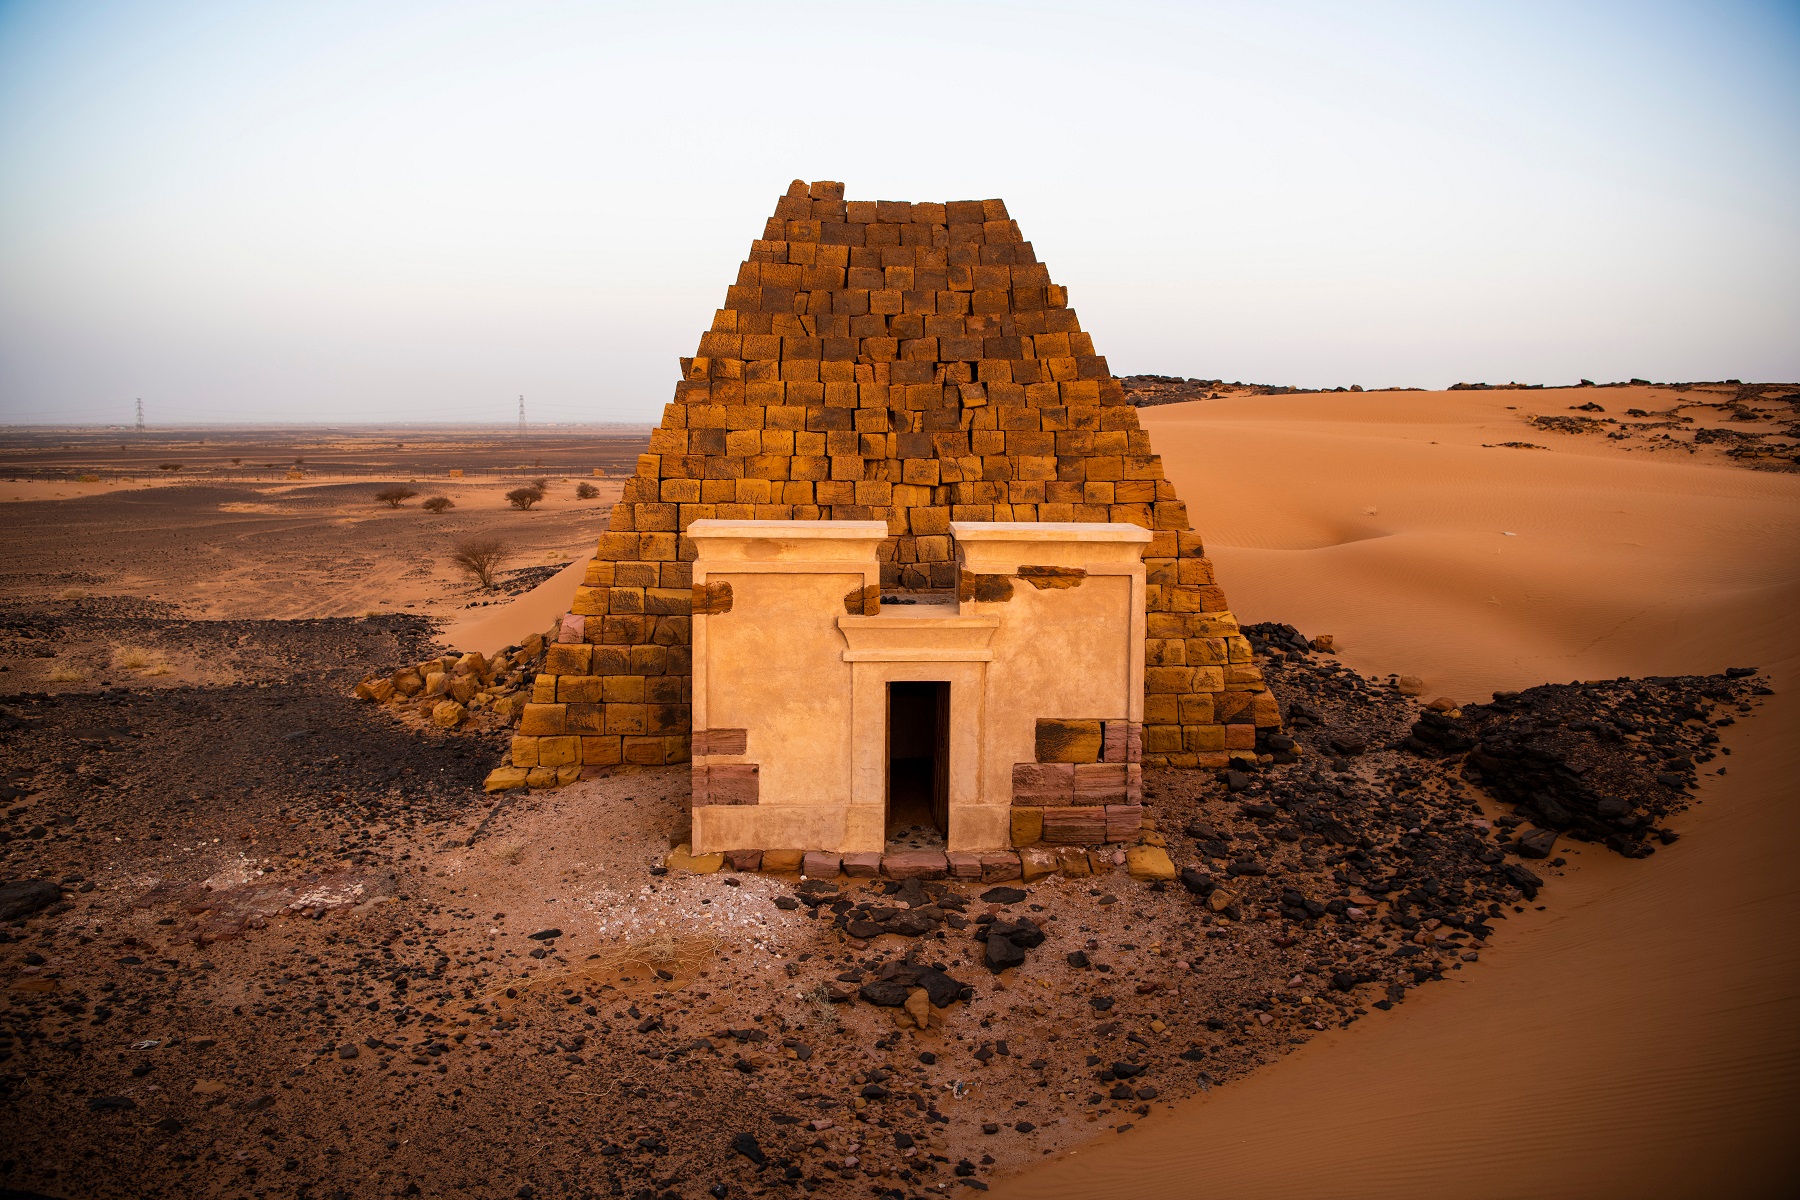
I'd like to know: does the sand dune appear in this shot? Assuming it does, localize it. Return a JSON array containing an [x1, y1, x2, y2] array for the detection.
[[994, 390, 1800, 1199]]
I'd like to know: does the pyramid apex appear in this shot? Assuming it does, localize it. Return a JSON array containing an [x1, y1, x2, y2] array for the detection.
[[808, 180, 845, 201]]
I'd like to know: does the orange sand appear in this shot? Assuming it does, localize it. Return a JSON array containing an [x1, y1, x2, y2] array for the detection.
[[993, 389, 1800, 1198]]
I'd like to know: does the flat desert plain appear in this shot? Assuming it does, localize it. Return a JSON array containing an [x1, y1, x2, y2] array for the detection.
[[999, 385, 1800, 1198]]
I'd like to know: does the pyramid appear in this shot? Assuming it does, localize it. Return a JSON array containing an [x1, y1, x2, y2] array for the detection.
[[505, 180, 1278, 786]]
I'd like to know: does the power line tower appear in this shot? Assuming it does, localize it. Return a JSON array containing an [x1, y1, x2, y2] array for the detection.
[[135, 398, 145, 431], [517, 395, 526, 438]]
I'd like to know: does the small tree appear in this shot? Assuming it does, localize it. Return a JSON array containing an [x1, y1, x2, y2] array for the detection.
[[375, 486, 418, 508], [422, 496, 453, 513], [158, 462, 183, 471], [531, 477, 550, 490], [575, 481, 599, 499], [452, 537, 508, 588], [506, 486, 544, 510]]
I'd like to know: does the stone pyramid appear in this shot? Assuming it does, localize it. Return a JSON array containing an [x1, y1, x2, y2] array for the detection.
[[506, 180, 1278, 787]]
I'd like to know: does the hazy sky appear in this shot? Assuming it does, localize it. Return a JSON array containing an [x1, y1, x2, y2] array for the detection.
[[1, 0, 1796, 426]]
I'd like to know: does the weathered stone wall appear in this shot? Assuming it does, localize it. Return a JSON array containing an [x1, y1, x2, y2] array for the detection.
[[507, 179, 1278, 784]]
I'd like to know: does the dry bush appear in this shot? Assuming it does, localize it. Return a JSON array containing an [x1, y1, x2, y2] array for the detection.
[[574, 482, 598, 499], [58, 589, 86, 600], [531, 477, 550, 490], [157, 463, 182, 472], [422, 496, 453, 513], [114, 645, 173, 674], [77, 473, 99, 483], [452, 537, 509, 588], [375, 486, 418, 509], [505, 486, 544, 511], [490, 838, 526, 866], [46, 665, 84, 682], [587, 930, 715, 979]]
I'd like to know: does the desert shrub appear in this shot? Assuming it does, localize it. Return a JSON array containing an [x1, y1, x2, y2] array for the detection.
[[422, 496, 453, 513], [113, 646, 154, 670], [531, 477, 550, 490], [375, 486, 418, 508], [506, 486, 544, 511], [158, 463, 182, 472], [77, 473, 99, 483], [45, 665, 84, 682], [452, 537, 509, 588], [574, 481, 598, 499]]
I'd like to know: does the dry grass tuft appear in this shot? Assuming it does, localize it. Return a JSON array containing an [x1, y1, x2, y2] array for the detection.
[[46, 665, 85, 682], [491, 838, 527, 866]]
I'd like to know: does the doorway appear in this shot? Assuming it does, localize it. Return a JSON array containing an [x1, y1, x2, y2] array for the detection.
[[886, 681, 949, 848]]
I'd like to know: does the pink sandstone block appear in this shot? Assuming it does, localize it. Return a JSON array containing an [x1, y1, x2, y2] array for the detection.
[[692, 728, 748, 756], [558, 613, 585, 643], [705, 763, 759, 806], [690, 764, 709, 806], [725, 849, 762, 872], [977, 852, 1023, 882], [1105, 804, 1144, 842], [1041, 807, 1105, 844], [882, 851, 948, 880], [1127, 722, 1143, 764], [947, 851, 983, 879], [1073, 762, 1128, 804], [801, 850, 842, 878], [1125, 763, 1143, 803], [1012, 761, 1075, 805], [1102, 721, 1129, 763], [841, 851, 882, 877]]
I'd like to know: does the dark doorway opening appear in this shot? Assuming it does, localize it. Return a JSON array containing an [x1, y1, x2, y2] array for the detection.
[[887, 681, 949, 848]]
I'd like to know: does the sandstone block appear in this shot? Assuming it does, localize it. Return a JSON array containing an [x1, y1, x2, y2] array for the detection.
[[1086, 847, 1117, 875], [801, 850, 842, 879], [537, 736, 580, 768], [525, 766, 560, 789], [431, 700, 467, 728], [841, 852, 882, 877], [543, 643, 592, 674], [519, 703, 567, 736], [1018, 847, 1058, 882], [1104, 804, 1143, 843], [701, 762, 759, 805], [762, 849, 804, 873], [978, 852, 1024, 882], [1035, 718, 1103, 763], [692, 728, 749, 756], [667, 843, 724, 874], [1074, 762, 1128, 804], [1010, 807, 1043, 847], [882, 851, 948, 880], [1042, 806, 1105, 844], [1225, 724, 1257, 750], [726, 849, 763, 872], [1012, 761, 1074, 805], [354, 677, 395, 703], [1055, 846, 1091, 877], [510, 735, 539, 767], [947, 851, 983, 879], [483, 767, 529, 793], [1101, 721, 1130, 763], [558, 613, 586, 643], [580, 736, 622, 766]]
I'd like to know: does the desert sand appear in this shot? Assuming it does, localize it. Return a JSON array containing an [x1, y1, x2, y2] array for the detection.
[[994, 387, 1800, 1197]]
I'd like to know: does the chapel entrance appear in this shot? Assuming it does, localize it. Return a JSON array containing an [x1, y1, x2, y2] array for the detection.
[[886, 681, 949, 847]]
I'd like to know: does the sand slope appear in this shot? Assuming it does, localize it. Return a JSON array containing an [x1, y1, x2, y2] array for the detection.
[[994, 390, 1800, 1199]]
